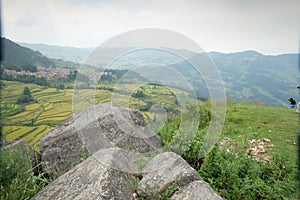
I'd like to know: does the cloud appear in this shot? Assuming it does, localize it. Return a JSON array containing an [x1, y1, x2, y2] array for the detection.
[[2, 0, 299, 54]]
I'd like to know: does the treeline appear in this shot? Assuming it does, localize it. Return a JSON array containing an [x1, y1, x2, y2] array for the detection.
[[1, 73, 49, 86], [3, 65, 38, 72]]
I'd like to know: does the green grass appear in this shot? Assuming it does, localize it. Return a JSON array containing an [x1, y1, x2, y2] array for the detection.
[[0, 143, 49, 200], [222, 101, 298, 163], [158, 101, 299, 199]]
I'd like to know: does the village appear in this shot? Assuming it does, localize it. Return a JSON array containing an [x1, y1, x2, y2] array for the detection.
[[3, 66, 72, 82]]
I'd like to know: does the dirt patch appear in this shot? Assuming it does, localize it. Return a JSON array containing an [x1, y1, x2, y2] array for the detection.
[[219, 137, 274, 163], [246, 138, 274, 163]]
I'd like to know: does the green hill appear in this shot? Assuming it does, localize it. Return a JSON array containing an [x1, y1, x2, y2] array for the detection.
[[1, 38, 55, 72], [209, 51, 299, 107], [9, 41, 300, 107], [1, 38, 80, 72]]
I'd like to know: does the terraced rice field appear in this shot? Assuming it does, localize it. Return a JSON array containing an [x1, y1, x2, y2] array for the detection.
[[1, 81, 181, 151], [1, 82, 115, 151], [1, 81, 91, 151]]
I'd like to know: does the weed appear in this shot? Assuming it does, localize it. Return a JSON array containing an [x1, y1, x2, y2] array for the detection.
[[0, 143, 49, 200], [79, 152, 91, 162], [159, 183, 179, 200], [199, 144, 299, 199]]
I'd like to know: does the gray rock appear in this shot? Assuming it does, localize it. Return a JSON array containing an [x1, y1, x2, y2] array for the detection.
[[137, 152, 201, 199], [40, 102, 162, 179], [31, 150, 135, 200], [35, 102, 223, 199], [5, 139, 40, 168], [40, 123, 88, 180], [171, 180, 224, 200]]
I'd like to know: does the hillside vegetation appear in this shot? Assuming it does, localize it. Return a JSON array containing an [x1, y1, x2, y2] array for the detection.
[[1, 39, 299, 199], [17, 41, 299, 107], [1, 80, 298, 159], [1, 38, 55, 72], [0, 38, 80, 73], [158, 100, 299, 199]]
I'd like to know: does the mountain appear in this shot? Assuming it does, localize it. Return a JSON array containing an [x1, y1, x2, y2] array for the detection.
[[19, 42, 94, 63], [1, 38, 81, 72], [1, 38, 56, 72], [10, 41, 300, 107], [17, 43, 197, 67], [208, 51, 299, 106]]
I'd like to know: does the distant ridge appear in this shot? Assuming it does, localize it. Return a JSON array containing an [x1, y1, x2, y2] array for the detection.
[[7, 40, 300, 107], [0, 38, 81, 72], [207, 51, 299, 106], [1, 38, 55, 71], [19, 42, 94, 63]]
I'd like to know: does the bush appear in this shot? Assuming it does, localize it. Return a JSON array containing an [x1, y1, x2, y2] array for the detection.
[[199, 145, 299, 199], [17, 87, 35, 104], [159, 102, 211, 169], [159, 101, 299, 199], [0, 144, 48, 200]]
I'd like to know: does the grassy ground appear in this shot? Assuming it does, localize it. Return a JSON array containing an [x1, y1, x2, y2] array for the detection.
[[222, 101, 298, 163]]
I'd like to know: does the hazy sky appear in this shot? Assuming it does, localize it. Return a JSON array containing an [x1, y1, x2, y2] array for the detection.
[[2, 0, 300, 54]]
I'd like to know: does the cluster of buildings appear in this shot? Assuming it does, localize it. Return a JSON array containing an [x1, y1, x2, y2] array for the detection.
[[4, 66, 71, 82]]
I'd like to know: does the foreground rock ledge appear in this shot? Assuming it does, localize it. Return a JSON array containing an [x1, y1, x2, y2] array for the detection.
[[40, 102, 162, 179], [32, 151, 223, 200], [31, 154, 134, 200], [137, 152, 201, 199], [171, 180, 224, 200], [33, 103, 223, 199]]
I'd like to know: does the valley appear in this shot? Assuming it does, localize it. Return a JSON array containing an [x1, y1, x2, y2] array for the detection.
[[0, 38, 299, 199]]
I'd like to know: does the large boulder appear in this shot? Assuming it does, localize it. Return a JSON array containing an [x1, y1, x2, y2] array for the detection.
[[171, 180, 223, 200], [40, 102, 162, 179], [137, 152, 201, 199], [31, 149, 136, 200], [35, 103, 223, 199]]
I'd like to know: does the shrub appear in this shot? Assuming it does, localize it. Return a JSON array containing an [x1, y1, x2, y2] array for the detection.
[[17, 87, 35, 104], [199, 145, 299, 199], [0, 144, 48, 200], [159, 101, 299, 199]]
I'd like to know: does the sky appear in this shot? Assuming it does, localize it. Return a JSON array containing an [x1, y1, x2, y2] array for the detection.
[[2, 0, 300, 55]]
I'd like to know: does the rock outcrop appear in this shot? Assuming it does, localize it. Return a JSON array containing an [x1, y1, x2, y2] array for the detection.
[[33, 103, 223, 199], [137, 152, 201, 199], [31, 151, 135, 200], [40, 102, 162, 179], [171, 180, 223, 200]]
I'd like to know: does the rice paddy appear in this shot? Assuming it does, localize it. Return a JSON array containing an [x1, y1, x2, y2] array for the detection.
[[1, 81, 181, 151], [1, 81, 80, 151]]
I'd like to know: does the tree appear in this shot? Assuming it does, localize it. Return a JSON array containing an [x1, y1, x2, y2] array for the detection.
[[23, 87, 32, 97], [17, 87, 34, 104], [132, 90, 145, 98]]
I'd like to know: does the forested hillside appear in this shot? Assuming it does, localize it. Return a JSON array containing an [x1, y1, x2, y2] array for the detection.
[[1, 38, 55, 72]]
